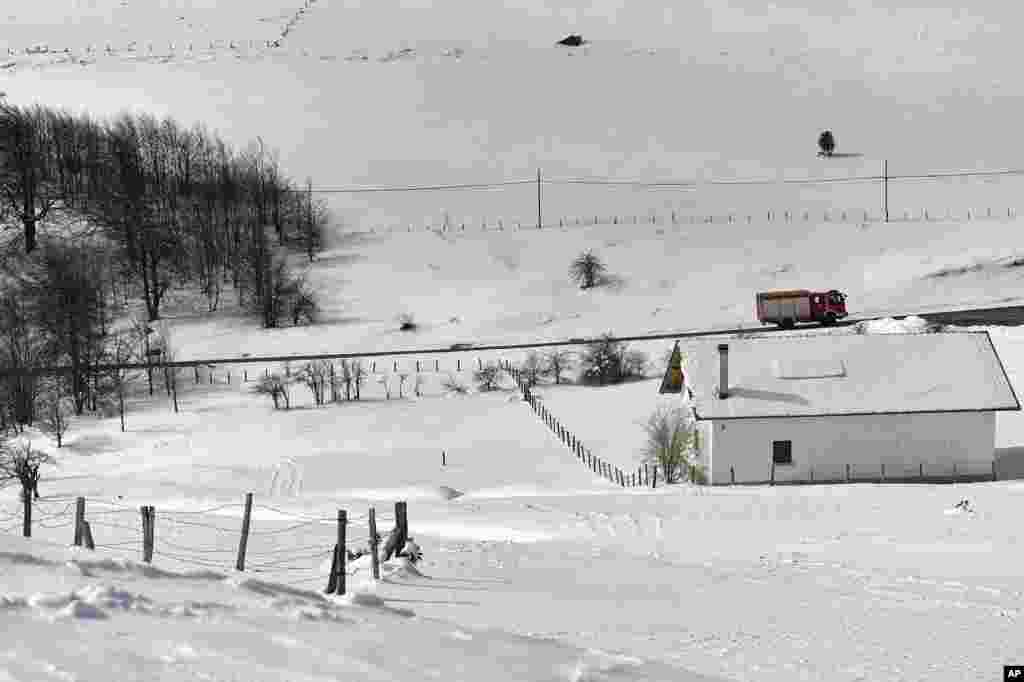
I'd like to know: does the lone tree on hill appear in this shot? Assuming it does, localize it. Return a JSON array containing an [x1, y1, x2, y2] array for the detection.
[[818, 130, 836, 157], [569, 250, 606, 290]]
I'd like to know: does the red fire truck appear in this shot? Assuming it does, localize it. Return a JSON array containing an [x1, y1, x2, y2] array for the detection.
[[756, 289, 849, 328]]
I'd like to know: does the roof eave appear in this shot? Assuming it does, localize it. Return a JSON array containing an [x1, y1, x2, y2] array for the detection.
[[693, 404, 1020, 421]]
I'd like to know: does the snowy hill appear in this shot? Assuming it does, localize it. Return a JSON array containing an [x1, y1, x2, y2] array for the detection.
[[4, 1, 1024, 680]]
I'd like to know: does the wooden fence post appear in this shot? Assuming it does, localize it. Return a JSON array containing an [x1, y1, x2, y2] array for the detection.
[[369, 507, 381, 580], [395, 501, 408, 553], [730, 466, 735, 485], [74, 497, 86, 546], [82, 521, 95, 550], [652, 466, 658, 489], [644, 463, 649, 485], [236, 492, 253, 571], [141, 506, 154, 563], [920, 462, 924, 479], [880, 462, 885, 482], [845, 463, 851, 483], [336, 510, 347, 596], [770, 460, 776, 486], [993, 460, 997, 481]]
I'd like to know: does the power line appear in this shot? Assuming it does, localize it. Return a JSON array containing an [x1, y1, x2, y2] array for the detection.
[[297, 167, 1024, 194]]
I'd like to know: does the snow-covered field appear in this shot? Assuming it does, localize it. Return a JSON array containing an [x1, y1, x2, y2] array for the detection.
[[5, 1, 1024, 680]]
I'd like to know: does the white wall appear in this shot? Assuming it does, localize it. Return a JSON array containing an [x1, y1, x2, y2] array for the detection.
[[706, 411, 996, 484]]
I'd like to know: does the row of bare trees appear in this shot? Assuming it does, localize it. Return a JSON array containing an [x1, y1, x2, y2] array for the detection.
[[0, 100, 330, 433], [0, 101, 327, 325]]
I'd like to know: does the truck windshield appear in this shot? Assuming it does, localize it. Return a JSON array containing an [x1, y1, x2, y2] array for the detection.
[[828, 292, 845, 305]]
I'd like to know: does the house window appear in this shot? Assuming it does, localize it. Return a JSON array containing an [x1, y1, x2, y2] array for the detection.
[[772, 440, 793, 465]]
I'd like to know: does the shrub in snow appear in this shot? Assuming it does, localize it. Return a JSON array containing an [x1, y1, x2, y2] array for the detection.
[[641, 405, 697, 484], [521, 351, 544, 387], [579, 334, 647, 386], [442, 373, 468, 395], [252, 373, 291, 409], [569, 250, 607, 290], [544, 348, 572, 385], [37, 379, 72, 448], [473, 363, 503, 392], [296, 360, 330, 406], [397, 313, 417, 331], [818, 129, 836, 157]]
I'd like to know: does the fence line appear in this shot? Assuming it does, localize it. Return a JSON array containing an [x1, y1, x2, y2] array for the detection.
[[0, 492, 410, 596], [359, 205, 1018, 236], [503, 360, 656, 490]]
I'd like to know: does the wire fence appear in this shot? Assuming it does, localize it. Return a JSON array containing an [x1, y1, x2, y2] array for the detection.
[[504, 360, 700, 489], [0, 492, 404, 593]]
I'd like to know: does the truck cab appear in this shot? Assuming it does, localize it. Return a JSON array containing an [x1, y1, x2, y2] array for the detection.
[[756, 289, 848, 327]]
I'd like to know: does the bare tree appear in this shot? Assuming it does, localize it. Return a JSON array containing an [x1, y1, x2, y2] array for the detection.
[[253, 372, 290, 410], [473, 363, 503, 392], [352, 360, 366, 400], [0, 103, 57, 253], [297, 359, 330, 406], [153, 321, 180, 413], [544, 348, 572, 385], [521, 351, 544, 387], [568, 250, 607, 290], [0, 441, 50, 536], [339, 359, 354, 401], [442, 373, 468, 395], [37, 377, 71, 447], [377, 374, 392, 400]]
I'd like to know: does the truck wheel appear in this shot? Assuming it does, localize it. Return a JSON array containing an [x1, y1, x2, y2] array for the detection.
[[822, 312, 837, 326], [779, 318, 795, 329]]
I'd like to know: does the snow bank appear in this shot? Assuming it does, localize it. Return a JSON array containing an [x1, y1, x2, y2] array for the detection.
[[856, 315, 937, 334]]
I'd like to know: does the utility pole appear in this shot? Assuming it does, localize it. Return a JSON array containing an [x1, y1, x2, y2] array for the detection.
[[537, 169, 542, 230], [883, 159, 889, 223]]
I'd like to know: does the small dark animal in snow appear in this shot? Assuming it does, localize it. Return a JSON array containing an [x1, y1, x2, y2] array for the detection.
[[557, 34, 586, 47]]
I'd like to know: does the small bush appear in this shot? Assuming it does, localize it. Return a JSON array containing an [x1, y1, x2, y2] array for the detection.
[[521, 351, 544, 387], [473, 363, 503, 392], [641, 404, 695, 484], [818, 129, 836, 157], [578, 334, 646, 385], [544, 349, 572, 385], [569, 250, 607, 290], [442, 373, 468, 395], [398, 313, 417, 331], [253, 373, 291, 409]]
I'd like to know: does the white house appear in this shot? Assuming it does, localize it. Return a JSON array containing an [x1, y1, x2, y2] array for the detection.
[[667, 332, 1020, 485]]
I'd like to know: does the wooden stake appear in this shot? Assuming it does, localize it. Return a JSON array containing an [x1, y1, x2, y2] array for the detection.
[[82, 521, 95, 550], [236, 492, 253, 571], [75, 497, 86, 546], [141, 506, 154, 563], [396, 501, 408, 551], [368, 508, 381, 580], [336, 510, 347, 595]]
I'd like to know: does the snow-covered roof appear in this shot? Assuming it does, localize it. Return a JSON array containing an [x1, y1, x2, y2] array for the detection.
[[684, 331, 1020, 420]]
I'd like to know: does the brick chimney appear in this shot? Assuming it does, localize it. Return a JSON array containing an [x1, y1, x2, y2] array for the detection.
[[717, 343, 729, 399]]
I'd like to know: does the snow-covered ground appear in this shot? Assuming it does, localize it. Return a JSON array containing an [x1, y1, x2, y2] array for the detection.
[[5, 0, 1024, 679]]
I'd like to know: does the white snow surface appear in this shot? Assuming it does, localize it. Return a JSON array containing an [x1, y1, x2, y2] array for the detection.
[[3, 1, 1024, 680], [686, 331, 1019, 419]]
